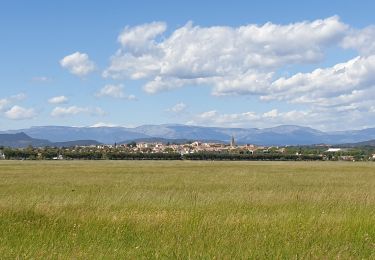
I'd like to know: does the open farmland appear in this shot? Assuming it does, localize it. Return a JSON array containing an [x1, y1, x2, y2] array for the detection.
[[0, 161, 374, 258]]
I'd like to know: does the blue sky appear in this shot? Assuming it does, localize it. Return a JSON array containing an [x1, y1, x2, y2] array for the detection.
[[1, 0, 375, 131]]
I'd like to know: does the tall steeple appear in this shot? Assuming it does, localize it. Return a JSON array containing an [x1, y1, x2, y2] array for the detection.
[[230, 135, 235, 147]]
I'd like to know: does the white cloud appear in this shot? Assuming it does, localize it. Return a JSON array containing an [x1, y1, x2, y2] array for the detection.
[[96, 84, 136, 100], [263, 109, 278, 118], [198, 110, 219, 119], [48, 95, 68, 104], [118, 21, 167, 55], [51, 106, 105, 117], [0, 93, 27, 112], [51, 106, 88, 117], [0, 99, 10, 111], [166, 102, 187, 113], [4, 105, 36, 120], [96, 84, 125, 98], [342, 26, 375, 56], [104, 16, 348, 95], [266, 55, 375, 109], [60, 52, 96, 76], [211, 71, 273, 96]]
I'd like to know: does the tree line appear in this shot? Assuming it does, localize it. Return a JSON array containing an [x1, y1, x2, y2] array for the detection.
[[1, 148, 323, 161]]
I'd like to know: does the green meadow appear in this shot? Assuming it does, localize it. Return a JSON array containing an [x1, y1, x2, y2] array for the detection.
[[0, 161, 374, 259]]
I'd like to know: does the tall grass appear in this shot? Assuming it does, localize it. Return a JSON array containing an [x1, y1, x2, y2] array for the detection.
[[0, 161, 374, 258]]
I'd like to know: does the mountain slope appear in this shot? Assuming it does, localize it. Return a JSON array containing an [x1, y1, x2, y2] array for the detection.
[[0, 133, 101, 148], [0, 132, 51, 147], [337, 139, 375, 147]]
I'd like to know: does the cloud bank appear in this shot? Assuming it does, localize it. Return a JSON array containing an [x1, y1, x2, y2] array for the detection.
[[104, 16, 347, 96], [100, 17, 375, 130]]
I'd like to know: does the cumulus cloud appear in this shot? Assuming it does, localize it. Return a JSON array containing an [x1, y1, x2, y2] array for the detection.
[[211, 71, 273, 96], [263, 109, 279, 118], [51, 106, 105, 117], [104, 17, 347, 95], [166, 102, 187, 113], [60, 52, 96, 76], [266, 55, 375, 109], [118, 21, 167, 55], [97, 84, 123, 98], [95, 84, 137, 100], [4, 105, 36, 120], [342, 26, 375, 56], [48, 95, 68, 104], [0, 93, 27, 112]]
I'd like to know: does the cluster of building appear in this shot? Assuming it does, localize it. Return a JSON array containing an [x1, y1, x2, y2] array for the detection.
[[96, 137, 268, 155]]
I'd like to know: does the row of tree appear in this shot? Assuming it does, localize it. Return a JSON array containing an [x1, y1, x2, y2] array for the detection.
[[2, 148, 323, 161], [183, 152, 322, 161]]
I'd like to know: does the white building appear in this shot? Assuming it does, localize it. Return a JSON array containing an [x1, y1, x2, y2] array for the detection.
[[326, 148, 342, 152], [136, 142, 149, 148], [52, 155, 64, 160]]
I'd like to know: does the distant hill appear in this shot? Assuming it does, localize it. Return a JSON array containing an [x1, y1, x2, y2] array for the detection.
[[1, 124, 375, 146], [0, 132, 51, 148], [337, 139, 375, 147], [0, 132, 101, 148]]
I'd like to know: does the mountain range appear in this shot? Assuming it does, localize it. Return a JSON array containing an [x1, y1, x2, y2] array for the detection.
[[1, 124, 375, 147]]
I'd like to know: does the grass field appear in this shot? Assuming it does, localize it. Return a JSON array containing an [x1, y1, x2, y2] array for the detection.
[[0, 161, 374, 259]]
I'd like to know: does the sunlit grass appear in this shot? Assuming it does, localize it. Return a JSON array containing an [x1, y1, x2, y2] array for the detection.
[[0, 161, 374, 258]]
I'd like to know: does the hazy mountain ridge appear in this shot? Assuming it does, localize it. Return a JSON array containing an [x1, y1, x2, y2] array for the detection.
[[336, 139, 375, 147], [0, 132, 51, 147], [0, 132, 101, 148], [3, 126, 149, 143], [1, 125, 375, 147]]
